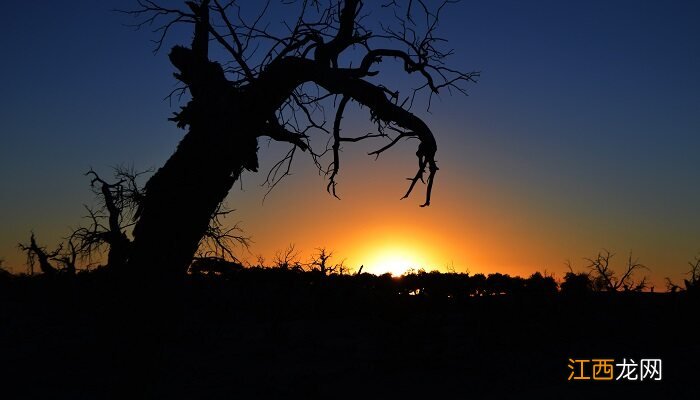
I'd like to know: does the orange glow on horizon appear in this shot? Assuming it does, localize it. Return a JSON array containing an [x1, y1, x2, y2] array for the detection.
[[365, 245, 429, 276]]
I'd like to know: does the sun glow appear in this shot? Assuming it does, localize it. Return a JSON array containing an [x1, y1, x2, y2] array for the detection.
[[368, 246, 426, 276]]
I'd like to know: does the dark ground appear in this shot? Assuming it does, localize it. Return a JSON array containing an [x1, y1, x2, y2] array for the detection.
[[1, 273, 697, 399]]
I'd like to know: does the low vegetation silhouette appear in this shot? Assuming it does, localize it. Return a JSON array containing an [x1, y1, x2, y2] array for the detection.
[[2, 244, 698, 397]]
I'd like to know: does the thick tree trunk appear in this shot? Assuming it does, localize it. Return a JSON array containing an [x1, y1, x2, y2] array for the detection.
[[124, 1, 263, 278], [127, 120, 257, 277], [126, 57, 261, 277], [127, 89, 261, 276]]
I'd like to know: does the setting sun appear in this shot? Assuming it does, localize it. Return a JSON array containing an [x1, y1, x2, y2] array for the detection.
[[367, 246, 427, 276]]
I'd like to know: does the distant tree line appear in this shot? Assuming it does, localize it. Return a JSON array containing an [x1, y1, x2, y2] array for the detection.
[[182, 253, 700, 297]]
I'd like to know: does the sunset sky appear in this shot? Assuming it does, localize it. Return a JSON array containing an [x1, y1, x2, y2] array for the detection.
[[1, 1, 698, 287]]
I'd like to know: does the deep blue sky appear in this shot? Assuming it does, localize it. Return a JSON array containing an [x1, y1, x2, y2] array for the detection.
[[1, 1, 698, 284]]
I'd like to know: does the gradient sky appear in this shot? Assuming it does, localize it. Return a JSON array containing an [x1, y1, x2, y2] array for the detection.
[[1, 1, 698, 287]]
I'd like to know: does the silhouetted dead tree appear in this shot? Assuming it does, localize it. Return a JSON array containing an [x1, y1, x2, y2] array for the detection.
[[18, 231, 86, 276], [585, 250, 648, 292], [273, 244, 303, 271], [18, 233, 61, 276], [74, 167, 247, 270], [16, 168, 143, 274], [665, 277, 681, 293], [70, 168, 143, 268], [683, 256, 700, 293], [308, 247, 349, 275], [52, 238, 79, 275], [118, 0, 478, 277]]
